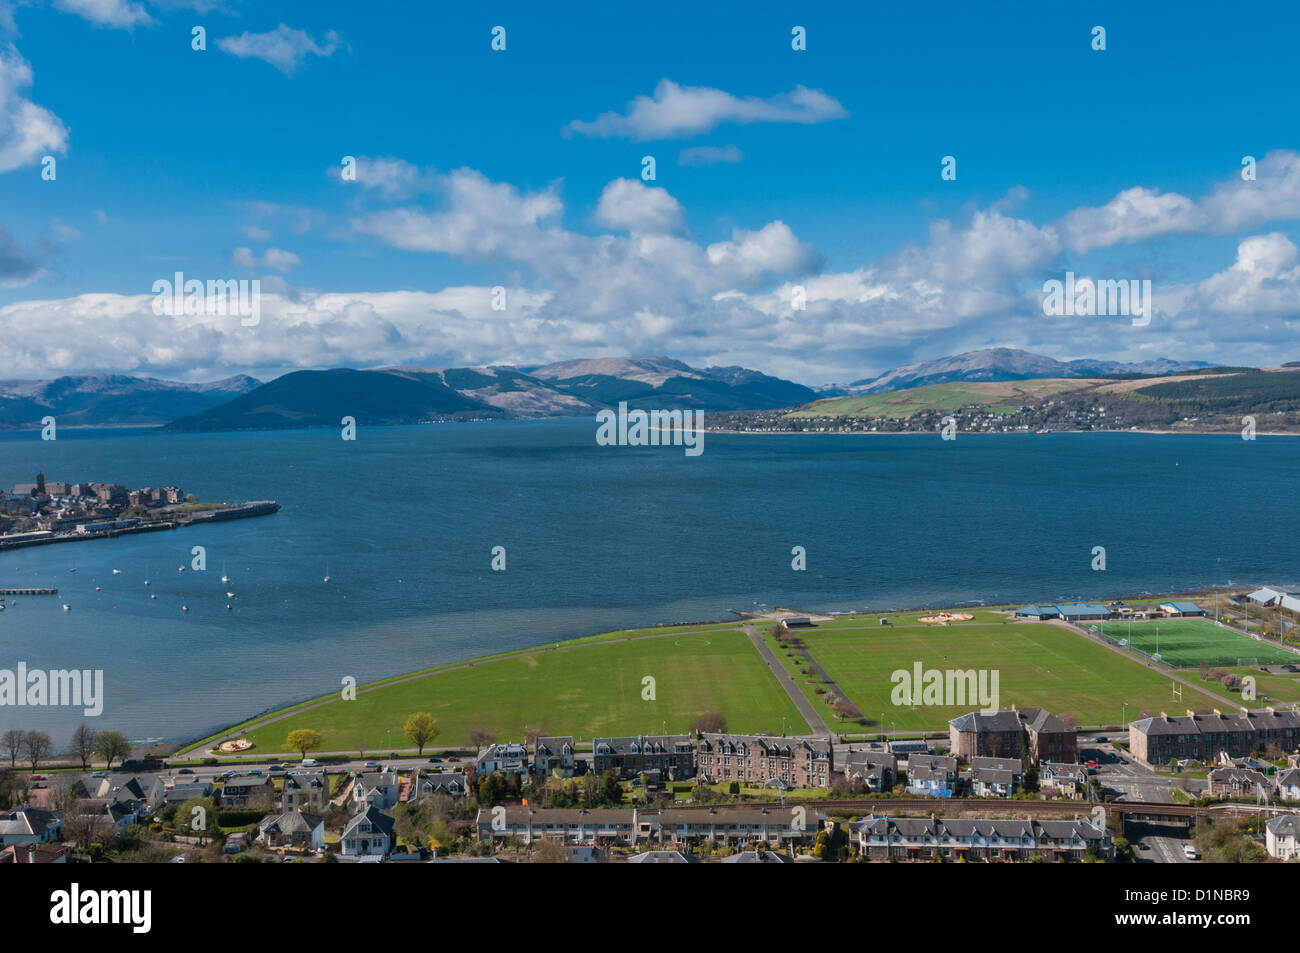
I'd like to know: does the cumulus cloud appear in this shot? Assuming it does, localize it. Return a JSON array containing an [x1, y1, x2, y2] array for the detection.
[[0, 46, 69, 173], [1059, 151, 1300, 252], [593, 178, 685, 234], [217, 24, 342, 74], [564, 79, 847, 141], [53, 0, 155, 29]]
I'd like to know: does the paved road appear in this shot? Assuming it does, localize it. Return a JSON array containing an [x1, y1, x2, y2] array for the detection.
[[742, 624, 830, 735]]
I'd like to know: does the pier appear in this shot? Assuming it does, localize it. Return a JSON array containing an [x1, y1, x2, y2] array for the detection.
[[0, 587, 58, 596]]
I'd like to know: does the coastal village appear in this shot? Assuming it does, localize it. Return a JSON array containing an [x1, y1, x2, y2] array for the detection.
[[0, 472, 279, 553]]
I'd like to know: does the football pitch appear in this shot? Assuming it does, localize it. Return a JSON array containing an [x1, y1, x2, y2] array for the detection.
[[794, 621, 1226, 730], [1089, 618, 1300, 668]]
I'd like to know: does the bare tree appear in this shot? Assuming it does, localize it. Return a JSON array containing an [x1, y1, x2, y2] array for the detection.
[[21, 730, 52, 770], [690, 712, 727, 734], [70, 724, 98, 770], [65, 806, 110, 851], [467, 727, 495, 748], [2, 729, 24, 768]]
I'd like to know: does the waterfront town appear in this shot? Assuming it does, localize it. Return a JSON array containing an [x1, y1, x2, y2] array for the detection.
[[0, 472, 279, 551], [5, 689, 1300, 864]]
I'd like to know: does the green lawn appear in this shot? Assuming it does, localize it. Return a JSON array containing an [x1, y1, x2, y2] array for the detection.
[[242, 628, 809, 752], [1088, 618, 1300, 668], [796, 622, 1229, 730]]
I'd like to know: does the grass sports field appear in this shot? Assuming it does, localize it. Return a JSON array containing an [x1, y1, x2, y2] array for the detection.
[[241, 627, 809, 752], [1087, 618, 1300, 668], [794, 621, 1227, 730]]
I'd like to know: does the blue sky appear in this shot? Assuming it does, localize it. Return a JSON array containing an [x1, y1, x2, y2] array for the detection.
[[1, 0, 1299, 383]]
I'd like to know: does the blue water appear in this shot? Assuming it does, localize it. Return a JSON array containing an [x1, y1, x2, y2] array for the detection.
[[0, 421, 1296, 743]]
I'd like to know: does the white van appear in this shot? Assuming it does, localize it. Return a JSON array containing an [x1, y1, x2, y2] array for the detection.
[[301, 758, 320, 767]]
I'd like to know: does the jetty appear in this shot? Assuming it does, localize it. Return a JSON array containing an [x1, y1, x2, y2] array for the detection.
[[0, 587, 58, 596]]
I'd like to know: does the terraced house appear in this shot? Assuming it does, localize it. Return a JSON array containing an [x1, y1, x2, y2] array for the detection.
[[695, 733, 833, 788], [1128, 707, 1300, 767], [848, 816, 1112, 861], [591, 735, 694, 781]]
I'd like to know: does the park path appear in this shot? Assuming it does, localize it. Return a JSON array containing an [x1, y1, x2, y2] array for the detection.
[[741, 624, 830, 736]]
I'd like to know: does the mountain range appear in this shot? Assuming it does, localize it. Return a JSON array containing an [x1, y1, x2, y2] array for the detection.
[[0, 374, 260, 429], [0, 349, 1239, 431], [842, 348, 1211, 394]]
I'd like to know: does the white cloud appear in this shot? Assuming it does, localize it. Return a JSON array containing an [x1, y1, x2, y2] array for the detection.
[[593, 178, 685, 235], [230, 246, 300, 272], [564, 79, 847, 141], [0, 45, 69, 173], [53, 0, 155, 28], [333, 155, 434, 200], [217, 24, 342, 74], [678, 143, 743, 166]]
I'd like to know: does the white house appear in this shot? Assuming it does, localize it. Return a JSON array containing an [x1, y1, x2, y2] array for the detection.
[[1278, 768, 1300, 801], [1266, 815, 1300, 860], [1247, 588, 1300, 613]]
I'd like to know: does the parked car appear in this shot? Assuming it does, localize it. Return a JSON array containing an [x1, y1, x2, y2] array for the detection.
[[1183, 843, 1200, 860], [219, 769, 238, 778], [177, 768, 195, 775], [426, 756, 442, 763], [29, 774, 46, 781], [91, 770, 108, 778], [364, 761, 382, 770], [268, 764, 285, 773], [247, 769, 262, 776], [445, 756, 460, 763], [1095, 736, 1108, 743]]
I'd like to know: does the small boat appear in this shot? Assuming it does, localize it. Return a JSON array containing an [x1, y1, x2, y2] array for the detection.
[[150, 594, 157, 600], [69, 568, 77, 573], [181, 605, 189, 612], [226, 592, 235, 598], [95, 586, 102, 591], [144, 580, 150, 586], [178, 566, 185, 572], [112, 568, 121, 575], [220, 563, 229, 584], [225, 604, 232, 611], [323, 565, 331, 583], [62, 604, 71, 611]]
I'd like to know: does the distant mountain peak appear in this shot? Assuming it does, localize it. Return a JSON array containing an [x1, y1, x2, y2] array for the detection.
[[847, 347, 1211, 394]]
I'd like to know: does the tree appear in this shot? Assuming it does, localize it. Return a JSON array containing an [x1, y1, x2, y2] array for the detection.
[[93, 730, 132, 770], [2, 729, 24, 768], [531, 838, 568, 863], [70, 724, 98, 770], [66, 807, 110, 851], [21, 730, 52, 770], [175, 796, 218, 844], [467, 727, 495, 748], [403, 713, 439, 755], [285, 729, 323, 759], [690, 712, 727, 734]]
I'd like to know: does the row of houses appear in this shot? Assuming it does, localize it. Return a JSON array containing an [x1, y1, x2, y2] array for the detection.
[[1128, 706, 1300, 767], [848, 815, 1112, 861], [480, 712, 1080, 791]]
